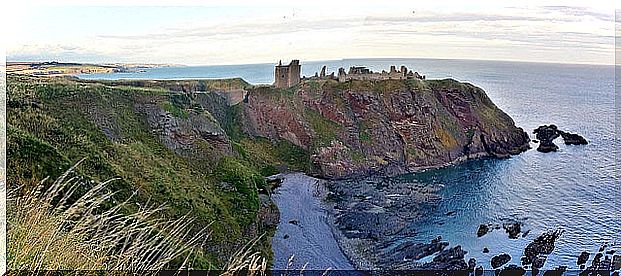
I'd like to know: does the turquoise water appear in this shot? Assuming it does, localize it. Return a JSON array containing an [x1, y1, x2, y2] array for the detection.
[[80, 58, 619, 269]]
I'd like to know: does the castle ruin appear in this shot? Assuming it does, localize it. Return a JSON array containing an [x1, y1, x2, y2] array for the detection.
[[304, 64, 424, 83], [274, 60, 301, 88], [274, 59, 425, 88], [336, 65, 424, 82]]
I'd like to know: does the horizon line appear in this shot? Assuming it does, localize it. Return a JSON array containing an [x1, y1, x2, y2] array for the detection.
[[6, 56, 615, 67]]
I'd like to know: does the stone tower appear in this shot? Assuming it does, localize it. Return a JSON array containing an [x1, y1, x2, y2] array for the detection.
[[274, 60, 301, 88]]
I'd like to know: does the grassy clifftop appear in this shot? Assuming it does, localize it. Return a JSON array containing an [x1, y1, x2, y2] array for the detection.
[[6, 75, 303, 269]]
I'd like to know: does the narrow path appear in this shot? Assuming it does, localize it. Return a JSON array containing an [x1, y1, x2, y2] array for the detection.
[[271, 173, 354, 270]]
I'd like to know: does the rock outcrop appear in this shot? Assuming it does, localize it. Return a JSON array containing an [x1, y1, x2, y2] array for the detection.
[[521, 229, 564, 270], [244, 79, 530, 179], [491, 253, 512, 269], [533, 125, 587, 153]]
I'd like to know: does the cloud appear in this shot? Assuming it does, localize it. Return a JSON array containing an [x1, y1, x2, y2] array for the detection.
[[541, 6, 613, 21], [7, 44, 119, 63], [7, 6, 615, 65]]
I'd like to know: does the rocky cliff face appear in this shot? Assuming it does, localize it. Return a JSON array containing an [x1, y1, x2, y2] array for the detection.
[[242, 78, 530, 179]]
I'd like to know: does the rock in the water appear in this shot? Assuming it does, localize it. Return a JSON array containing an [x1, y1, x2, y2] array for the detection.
[[468, 258, 477, 270], [560, 131, 588, 145], [384, 236, 448, 261], [283, 234, 290, 239], [491, 253, 512, 269], [593, 252, 603, 266], [503, 221, 521, 239], [581, 252, 612, 273], [577, 251, 590, 265], [533, 124, 587, 153], [477, 224, 490, 237], [522, 229, 564, 268], [606, 249, 616, 255], [499, 264, 526, 276], [419, 246, 469, 270], [600, 256, 612, 271], [483, 247, 490, 253], [534, 125, 561, 152], [543, 265, 567, 276], [475, 265, 484, 276], [613, 255, 621, 271]]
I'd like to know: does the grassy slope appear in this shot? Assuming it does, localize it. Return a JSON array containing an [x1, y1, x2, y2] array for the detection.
[[6, 76, 305, 268]]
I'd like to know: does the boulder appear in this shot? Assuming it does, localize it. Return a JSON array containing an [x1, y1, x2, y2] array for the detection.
[[533, 125, 561, 152], [576, 251, 590, 265], [613, 255, 621, 270], [468, 258, 477, 270], [491, 253, 512, 269], [522, 229, 564, 268], [384, 236, 448, 261], [419, 246, 469, 270], [577, 251, 589, 265], [477, 224, 490, 237], [498, 264, 526, 276], [559, 131, 588, 145], [503, 221, 521, 239]]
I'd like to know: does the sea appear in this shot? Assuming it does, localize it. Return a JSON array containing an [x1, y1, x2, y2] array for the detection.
[[79, 58, 620, 270]]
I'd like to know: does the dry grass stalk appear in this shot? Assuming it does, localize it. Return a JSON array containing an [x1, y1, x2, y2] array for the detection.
[[7, 160, 206, 273]]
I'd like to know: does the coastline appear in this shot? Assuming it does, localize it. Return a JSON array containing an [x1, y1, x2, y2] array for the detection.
[[270, 173, 354, 270]]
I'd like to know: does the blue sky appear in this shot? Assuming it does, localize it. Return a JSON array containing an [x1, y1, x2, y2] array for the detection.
[[5, 3, 616, 65]]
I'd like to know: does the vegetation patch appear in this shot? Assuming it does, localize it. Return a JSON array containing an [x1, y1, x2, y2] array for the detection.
[[304, 108, 342, 147]]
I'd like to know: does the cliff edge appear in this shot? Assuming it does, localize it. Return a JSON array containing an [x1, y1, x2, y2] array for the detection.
[[243, 78, 530, 178]]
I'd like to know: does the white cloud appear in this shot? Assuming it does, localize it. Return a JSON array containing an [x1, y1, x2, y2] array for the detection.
[[5, 4, 615, 65]]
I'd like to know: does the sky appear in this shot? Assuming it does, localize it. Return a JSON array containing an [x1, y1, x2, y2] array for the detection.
[[3, 1, 618, 65]]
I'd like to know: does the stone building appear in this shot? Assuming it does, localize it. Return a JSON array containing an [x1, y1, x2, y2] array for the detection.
[[274, 60, 301, 88], [305, 63, 425, 83], [337, 65, 424, 82]]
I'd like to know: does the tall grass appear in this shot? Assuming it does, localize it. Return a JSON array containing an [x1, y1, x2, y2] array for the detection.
[[7, 160, 208, 272], [222, 235, 267, 276], [7, 159, 271, 274]]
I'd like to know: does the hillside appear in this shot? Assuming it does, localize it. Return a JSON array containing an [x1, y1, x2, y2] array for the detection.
[[6, 76, 304, 268], [6, 75, 529, 268], [244, 78, 530, 178]]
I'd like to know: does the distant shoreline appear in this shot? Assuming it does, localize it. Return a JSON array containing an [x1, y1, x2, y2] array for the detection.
[[6, 61, 181, 77]]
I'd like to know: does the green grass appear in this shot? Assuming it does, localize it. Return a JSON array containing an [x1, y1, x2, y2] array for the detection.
[[160, 101, 189, 119], [6, 75, 281, 268], [304, 108, 342, 147]]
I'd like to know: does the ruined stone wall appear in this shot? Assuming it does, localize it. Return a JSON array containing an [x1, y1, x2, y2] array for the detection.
[[287, 60, 301, 87], [338, 71, 408, 82], [274, 60, 301, 88], [274, 65, 290, 88]]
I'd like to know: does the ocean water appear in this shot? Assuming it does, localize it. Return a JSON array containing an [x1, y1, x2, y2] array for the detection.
[[80, 58, 619, 269]]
